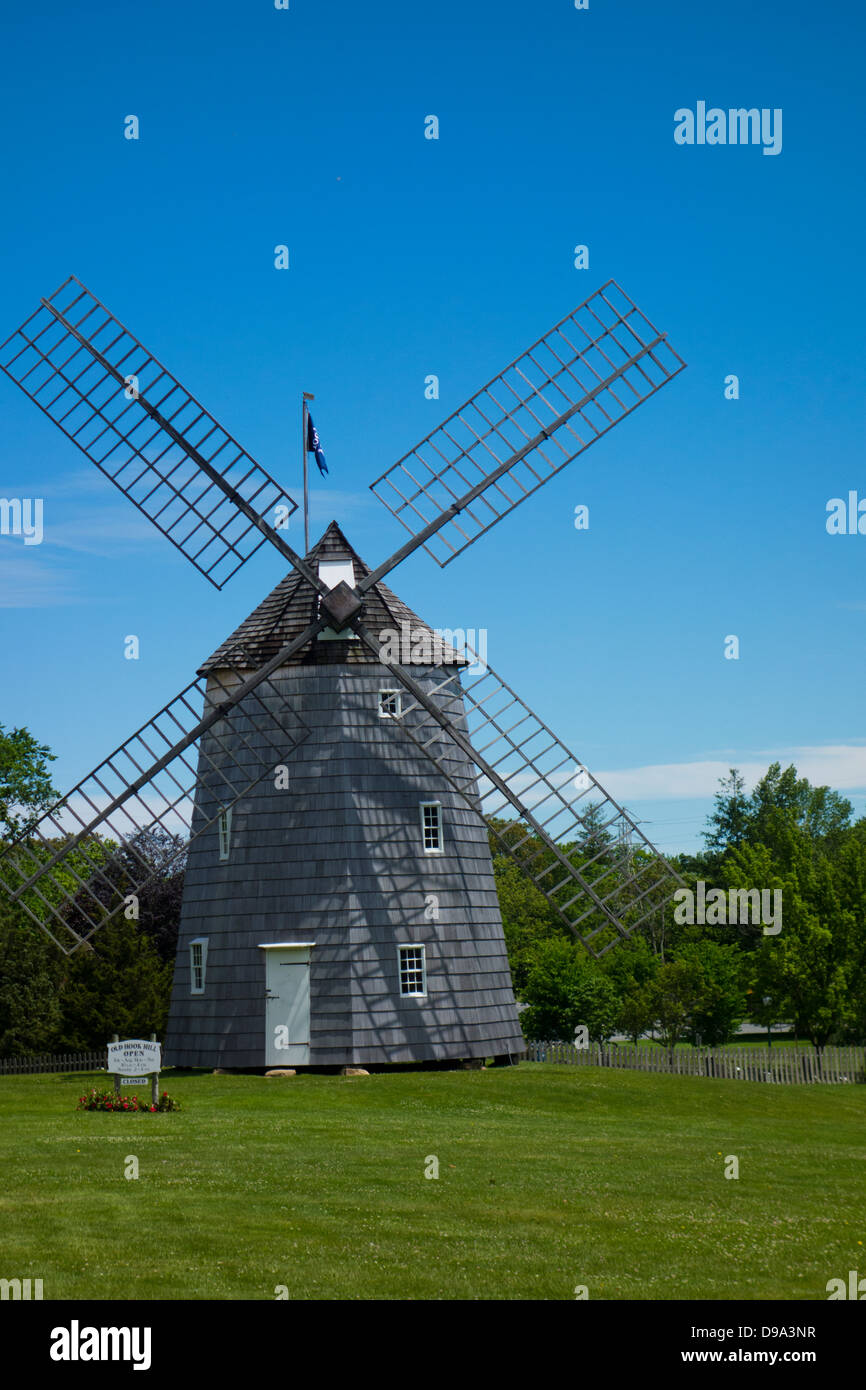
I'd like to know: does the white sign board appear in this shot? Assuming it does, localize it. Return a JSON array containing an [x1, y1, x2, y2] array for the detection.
[[107, 1040, 161, 1076]]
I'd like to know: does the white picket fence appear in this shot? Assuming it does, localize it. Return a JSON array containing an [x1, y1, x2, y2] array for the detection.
[[0, 1050, 108, 1075], [4, 1044, 863, 1084], [526, 1041, 865, 1084]]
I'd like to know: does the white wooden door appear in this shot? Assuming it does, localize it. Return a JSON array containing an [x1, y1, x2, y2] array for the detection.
[[264, 947, 311, 1065]]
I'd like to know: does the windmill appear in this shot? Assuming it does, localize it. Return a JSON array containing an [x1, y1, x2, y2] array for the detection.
[[0, 275, 686, 1069]]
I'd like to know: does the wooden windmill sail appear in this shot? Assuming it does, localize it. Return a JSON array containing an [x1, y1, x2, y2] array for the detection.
[[0, 274, 686, 1067]]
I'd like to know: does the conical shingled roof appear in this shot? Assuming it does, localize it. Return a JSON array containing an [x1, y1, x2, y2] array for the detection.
[[200, 520, 466, 672]]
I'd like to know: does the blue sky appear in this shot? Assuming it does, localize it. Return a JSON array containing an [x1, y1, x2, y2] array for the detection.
[[1, 0, 864, 854]]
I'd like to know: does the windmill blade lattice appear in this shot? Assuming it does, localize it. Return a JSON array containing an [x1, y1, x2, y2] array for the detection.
[[0, 663, 311, 953], [369, 281, 685, 567], [0, 276, 298, 588], [358, 629, 682, 954], [0, 271, 687, 970]]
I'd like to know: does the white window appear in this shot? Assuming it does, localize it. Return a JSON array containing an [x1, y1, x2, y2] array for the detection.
[[190, 938, 208, 995], [420, 800, 443, 853], [317, 559, 360, 640], [218, 807, 232, 861], [398, 944, 427, 997], [378, 688, 402, 718], [318, 559, 355, 590]]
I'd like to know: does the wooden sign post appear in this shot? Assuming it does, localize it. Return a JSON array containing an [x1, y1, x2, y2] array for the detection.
[[108, 1034, 162, 1106]]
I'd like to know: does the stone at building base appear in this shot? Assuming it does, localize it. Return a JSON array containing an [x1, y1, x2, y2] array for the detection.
[[265, 1068, 297, 1077], [341, 1067, 370, 1076]]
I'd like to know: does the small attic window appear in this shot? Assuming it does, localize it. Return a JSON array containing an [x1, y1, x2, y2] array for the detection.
[[378, 689, 402, 718], [317, 558, 360, 641]]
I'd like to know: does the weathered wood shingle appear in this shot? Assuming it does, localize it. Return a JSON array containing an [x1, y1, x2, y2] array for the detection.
[[165, 527, 525, 1070], [200, 519, 467, 671]]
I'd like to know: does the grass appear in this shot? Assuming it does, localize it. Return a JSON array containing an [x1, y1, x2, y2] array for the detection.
[[1, 1064, 863, 1300]]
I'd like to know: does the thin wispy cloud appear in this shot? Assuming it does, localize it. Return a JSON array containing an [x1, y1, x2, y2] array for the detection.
[[595, 746, 866, 803], [42, 509, 167, 556], [0, 549, 82, 607]]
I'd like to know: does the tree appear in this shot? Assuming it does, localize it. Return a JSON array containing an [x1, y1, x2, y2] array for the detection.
[[728, 822, 865, 1047], [576, 801, 614, 855], [618, 985, 656, 1044], [112, 829, 187, 965], [704, 763, 853, 862], [646, 958, 702, 1058], [519, 938, 618, 1042], [675, 941, 746, 1046], [0, 898, 63, 1056], [0, 723, 57, 838], [492, 854, 565, 994], [492, 774, 865, 1053], [59, 826, 187, 968], [705, 769, 750, 855], [601, 933, 658, 994], [56, 916, 173, 1051], [748, 763, 852, 857]]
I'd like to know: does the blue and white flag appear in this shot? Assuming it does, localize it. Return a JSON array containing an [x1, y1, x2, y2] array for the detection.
[[306, 414, 328, 476]]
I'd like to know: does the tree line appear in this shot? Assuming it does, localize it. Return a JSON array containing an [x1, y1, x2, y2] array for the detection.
[[505, 765, 866, 1050]]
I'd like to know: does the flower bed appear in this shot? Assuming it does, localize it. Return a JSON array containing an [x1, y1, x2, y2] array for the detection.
[[76, 1088, 181, 1113]]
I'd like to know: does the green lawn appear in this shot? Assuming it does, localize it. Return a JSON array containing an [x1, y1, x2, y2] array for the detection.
[[1, 1064, 863, 1300]]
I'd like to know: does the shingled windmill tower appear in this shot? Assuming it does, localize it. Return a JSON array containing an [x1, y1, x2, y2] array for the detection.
[[0, 275, 686, 1073], [166, 521, 525, 1069]]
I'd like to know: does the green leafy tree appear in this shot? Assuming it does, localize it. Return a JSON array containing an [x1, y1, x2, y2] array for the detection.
[[0, 723, 57, 838], [728, 822, 863, 1046], [519, 938, 618, 1042], [601, 933, 658, 993], [63, 827, 187, 967], [56, 917, 173, 1051], [646, 958, 702, 1058], [576, 801, 614, 854], [492, 854, 565, 994], [0, 899, 63, 1055], [705, 769, 751, 855], [618, 985, 656, 1044], [495, 768, 866, 1054], [747, 764, 852, 861], [675, 940, 747, 1046]]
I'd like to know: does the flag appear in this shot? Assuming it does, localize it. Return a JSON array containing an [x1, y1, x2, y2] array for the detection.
[[306, 413, 328, 476]]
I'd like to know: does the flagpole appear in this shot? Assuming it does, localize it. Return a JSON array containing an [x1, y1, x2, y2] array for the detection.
[[302, 391, 314, 555]]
